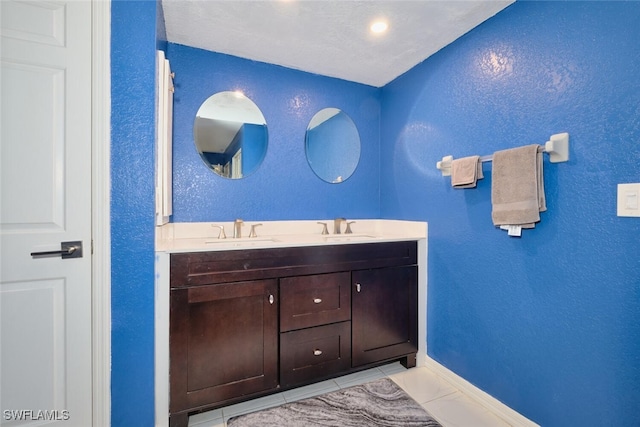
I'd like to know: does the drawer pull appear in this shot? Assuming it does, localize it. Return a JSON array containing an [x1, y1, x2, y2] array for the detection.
[[313, 298, 322, 304], [269, 294, 274, 304], [313, 349, 323, 356], [356, 283, 361, 293]]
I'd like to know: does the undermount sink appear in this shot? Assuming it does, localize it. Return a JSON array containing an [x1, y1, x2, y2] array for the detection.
[[205, 237, 279, 245], [323, 234, 377, 242]]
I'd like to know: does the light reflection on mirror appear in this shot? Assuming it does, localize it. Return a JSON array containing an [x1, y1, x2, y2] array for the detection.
[[305, 108, 361, 183], [193, 91, 268, 179]]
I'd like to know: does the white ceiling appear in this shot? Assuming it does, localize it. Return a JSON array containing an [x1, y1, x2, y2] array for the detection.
[[161, 0, 514, 88]]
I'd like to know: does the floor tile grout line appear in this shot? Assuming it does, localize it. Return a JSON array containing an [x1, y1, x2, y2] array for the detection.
[[412, 389, 459, 405]]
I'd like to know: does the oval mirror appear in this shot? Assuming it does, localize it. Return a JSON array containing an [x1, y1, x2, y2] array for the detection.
[[305, 108, 361, 183], [194, 91, 268, 179]]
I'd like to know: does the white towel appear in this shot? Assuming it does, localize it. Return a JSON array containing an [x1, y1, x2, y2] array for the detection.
[[491, 144, 546, 229], [451, 155, 483, 188]]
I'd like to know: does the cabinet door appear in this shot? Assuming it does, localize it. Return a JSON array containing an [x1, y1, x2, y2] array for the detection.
[[352, 266, 418, 367], [170, 279, 278, 413]]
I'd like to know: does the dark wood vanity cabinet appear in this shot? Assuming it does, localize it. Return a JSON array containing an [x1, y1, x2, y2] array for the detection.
[[169, 241, 418, 425]]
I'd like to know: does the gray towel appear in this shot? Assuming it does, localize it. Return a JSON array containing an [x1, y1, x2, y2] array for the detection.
[[451, 155, 483, 188], [491, 144, 546, 227]]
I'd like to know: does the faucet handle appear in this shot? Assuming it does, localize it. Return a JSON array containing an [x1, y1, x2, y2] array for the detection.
[[345, 221, 355, 234], [211, 224, 227, 239], [249, 223, 263, 238], [317, 222, 329, 235]]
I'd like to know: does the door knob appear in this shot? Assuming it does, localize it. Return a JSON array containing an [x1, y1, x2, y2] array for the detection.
[[31, 241, 83, 259]]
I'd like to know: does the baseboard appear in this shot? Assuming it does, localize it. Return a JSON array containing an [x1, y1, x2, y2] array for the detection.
[[423, 356, 539, 427]]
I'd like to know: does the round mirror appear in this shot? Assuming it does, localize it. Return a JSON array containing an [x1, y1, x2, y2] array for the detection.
[[194, 91, 268, 179], [305, 108, 361, 183]]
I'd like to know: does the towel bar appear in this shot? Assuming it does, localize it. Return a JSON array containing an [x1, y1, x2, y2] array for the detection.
[[436, 132, 569, 176]]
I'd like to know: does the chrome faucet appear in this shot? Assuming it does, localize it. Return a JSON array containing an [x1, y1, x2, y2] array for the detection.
[[334, 218, 346, 234], [233, 219, 244, 238]]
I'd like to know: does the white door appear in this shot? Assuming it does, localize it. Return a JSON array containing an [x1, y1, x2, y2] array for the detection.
[[1, 1, 93, 426]]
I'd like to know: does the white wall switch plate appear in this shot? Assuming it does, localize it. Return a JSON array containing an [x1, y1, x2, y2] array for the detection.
[[617, 183, 640, 217]]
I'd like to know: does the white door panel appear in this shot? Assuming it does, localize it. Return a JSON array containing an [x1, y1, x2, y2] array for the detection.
[[1, 1, 93, 425], [1, 279, 66, 412], [1, 61, 66, 230], [0, 1, 66, 47]]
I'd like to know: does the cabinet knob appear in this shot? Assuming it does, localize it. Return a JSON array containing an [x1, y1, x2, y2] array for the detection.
[[313, 298, 322, 304], [313, 349, 323, 356], [356, 283, 361, 293], [269, 294, 274, 304]]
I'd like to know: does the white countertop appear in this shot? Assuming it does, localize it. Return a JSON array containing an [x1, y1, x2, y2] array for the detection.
[[155, 219, 427, 253]]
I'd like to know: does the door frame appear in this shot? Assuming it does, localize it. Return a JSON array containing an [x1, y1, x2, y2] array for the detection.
[[91, 1, 111, 425]]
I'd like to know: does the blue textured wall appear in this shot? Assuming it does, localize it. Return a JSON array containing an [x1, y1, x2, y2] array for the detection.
[[380, 2, 640, 425], [111, 1, 157, 425], [166, 43, 381, 222]]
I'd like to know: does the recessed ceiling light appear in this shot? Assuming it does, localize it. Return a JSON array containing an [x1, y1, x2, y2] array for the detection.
[[370, 20, 388, 34]]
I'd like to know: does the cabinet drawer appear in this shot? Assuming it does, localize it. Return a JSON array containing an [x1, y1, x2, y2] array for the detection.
[[280, 272, 351, 331], [280, 321, 351, 388]]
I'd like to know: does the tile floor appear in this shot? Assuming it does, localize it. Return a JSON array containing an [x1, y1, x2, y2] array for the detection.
[[188, 362, 513, 427]]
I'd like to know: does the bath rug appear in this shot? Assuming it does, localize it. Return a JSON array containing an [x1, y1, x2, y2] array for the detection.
[[227, 377, 442, 426]]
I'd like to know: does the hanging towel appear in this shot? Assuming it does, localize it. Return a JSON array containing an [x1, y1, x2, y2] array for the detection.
[[491, 144, 546, 228], [451, 155, 483, 188]]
